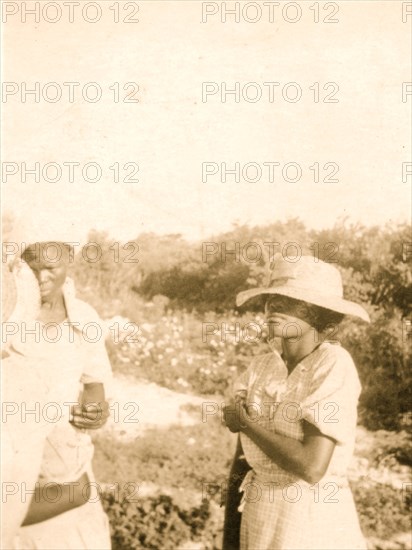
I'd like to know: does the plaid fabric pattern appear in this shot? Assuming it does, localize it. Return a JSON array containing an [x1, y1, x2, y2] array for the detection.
[[239, 470, 366, 550], [235, 342, 366, 549]]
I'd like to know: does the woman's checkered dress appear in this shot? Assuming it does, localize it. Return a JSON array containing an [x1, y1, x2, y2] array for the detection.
[[234, 342, 367, 550]]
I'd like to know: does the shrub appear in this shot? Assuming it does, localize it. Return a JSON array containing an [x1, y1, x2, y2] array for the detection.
[[93, 422, 235, 495], [102, 492, 212, 550], [341, 310, 412, 431], [351, 480, 411, 540]]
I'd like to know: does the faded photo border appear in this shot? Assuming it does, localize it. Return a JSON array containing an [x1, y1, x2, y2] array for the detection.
[[1, 2, 412, 550]]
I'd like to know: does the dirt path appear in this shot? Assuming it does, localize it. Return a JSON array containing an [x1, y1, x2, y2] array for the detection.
[[103, 373, 205, 440]]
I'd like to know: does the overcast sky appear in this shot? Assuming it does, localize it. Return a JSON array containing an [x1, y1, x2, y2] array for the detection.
[[3, 1, 411, 242]]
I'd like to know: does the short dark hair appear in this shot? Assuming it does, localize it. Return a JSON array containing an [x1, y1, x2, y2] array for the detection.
[[265, 295, 344, 333], [22, 242, 72, 264]]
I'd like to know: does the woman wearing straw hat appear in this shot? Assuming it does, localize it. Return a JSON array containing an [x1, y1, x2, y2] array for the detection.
[[3, 235, 113, 549], [222, 253, 369, 550]]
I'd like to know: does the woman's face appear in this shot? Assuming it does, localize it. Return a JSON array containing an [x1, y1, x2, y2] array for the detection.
[[264, 296, 313, 340], [23, 242, 69, 299]]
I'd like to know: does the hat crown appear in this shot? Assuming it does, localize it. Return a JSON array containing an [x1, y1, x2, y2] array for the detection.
[[268, 253, 343, 298]]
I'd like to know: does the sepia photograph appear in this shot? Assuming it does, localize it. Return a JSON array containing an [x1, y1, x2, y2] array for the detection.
[[1, 1, 411, 549]]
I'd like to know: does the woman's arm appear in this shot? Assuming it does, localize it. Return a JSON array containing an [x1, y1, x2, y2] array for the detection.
[[244, 418, 335, 484], [22, 472, 90, 526], [223, 404, 335, 484], [222, 436, 251, 550], [71, 382, 110, 430]]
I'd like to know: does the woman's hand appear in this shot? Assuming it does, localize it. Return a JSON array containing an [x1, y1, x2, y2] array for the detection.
[[223, 397, 248, 433], [70, 400, 110, 430], [71, 382, 110, 430]]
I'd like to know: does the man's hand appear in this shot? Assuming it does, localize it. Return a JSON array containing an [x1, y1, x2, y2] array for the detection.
[[70, 400, 110, 430]]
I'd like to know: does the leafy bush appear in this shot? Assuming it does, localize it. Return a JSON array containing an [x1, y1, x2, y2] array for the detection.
[[95, 421, 231, 549], [340, 310, 412, 431], [102, 492, 213, 550], [351, 481, 411, 540], [93, 421, 235, 495]]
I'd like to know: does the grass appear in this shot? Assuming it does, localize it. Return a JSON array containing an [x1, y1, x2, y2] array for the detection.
[[352, 481, 411, 540], [93, 417, 236, 496]]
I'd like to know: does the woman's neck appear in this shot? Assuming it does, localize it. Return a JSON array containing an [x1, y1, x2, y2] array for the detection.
[[38, 291, 67, 323], [41, 292, 65, 310], [281, 330, 324, 373]]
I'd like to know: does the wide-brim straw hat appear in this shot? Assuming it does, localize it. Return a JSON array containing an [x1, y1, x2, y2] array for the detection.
[[2, 264, 17, 323], [2, 261, 41, 325], [236, 253, 370, 323]]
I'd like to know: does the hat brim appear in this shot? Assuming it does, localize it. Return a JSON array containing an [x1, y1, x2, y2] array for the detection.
[[236, 286, 370, 323], [2, 265, 17, 323]]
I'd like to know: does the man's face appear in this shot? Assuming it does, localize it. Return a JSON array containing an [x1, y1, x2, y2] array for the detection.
[[24, 242, 69, 299]]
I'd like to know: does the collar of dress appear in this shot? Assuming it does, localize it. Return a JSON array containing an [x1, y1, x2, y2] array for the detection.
[[293, 340, 341, 372], [62, 277, 101, 332]]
